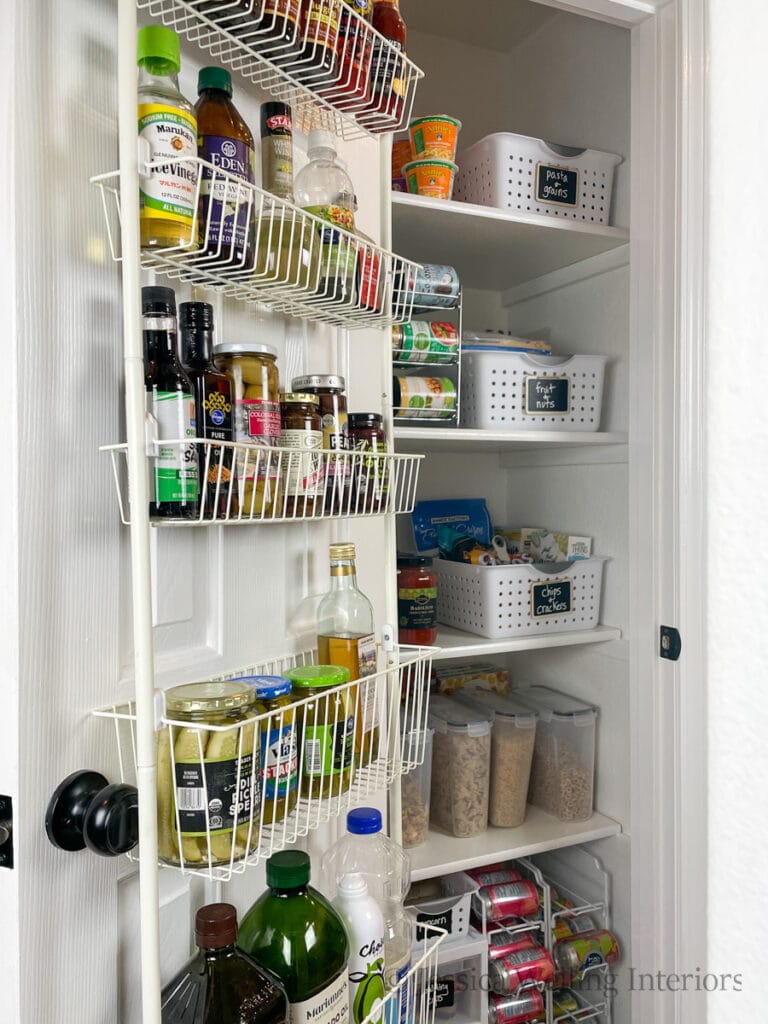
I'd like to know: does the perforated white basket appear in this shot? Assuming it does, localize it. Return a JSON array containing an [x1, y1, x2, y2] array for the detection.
[[433, 558, 606, 639], [453, 133, 622, 224], [460, 351, 607, 432]]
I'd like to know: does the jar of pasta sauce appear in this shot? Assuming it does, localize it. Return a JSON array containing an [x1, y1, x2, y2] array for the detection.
[[349, 412, 388, 513], [292, 374, 350, 514], [279, 392, 323, 516], [397, 554, 437, 645]]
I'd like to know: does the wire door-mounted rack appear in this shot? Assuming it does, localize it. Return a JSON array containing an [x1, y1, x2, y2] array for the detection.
[[93, 157, 422, 329], [94, 643, 436, 881], [139, 0, 424, 140]]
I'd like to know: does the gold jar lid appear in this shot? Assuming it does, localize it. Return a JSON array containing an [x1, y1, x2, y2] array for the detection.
[[165, 680, 256, 714], [330, 542, 356, 560], [280, 392, 320, 406]]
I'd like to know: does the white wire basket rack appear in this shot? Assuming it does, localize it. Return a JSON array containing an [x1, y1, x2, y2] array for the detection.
[[93, 158, 421, 329], [101, 439, 424, 526], [138, 0, 424, 140], [93, 643, 437, 881]]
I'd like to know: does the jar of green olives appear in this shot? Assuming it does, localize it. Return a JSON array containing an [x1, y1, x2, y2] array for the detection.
[[285, 665, 353, 800], [157, 679, 259, 868]]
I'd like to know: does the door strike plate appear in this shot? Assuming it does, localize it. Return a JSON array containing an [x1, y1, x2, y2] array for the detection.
[[659, 625, 681, 662]]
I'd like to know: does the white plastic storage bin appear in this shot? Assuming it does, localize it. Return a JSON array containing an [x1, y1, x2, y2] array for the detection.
[[406, 871, 479, 943], [460, 351, 607, 432], [434, 558, 606, 639], [453, 133, 622, 224]]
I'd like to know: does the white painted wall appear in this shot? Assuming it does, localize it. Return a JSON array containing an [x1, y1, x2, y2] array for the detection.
[[705, 1, 768, 1018]]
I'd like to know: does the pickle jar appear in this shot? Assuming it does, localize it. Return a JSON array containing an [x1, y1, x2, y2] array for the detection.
[[284, 664, 353, 800], [157, 680, 259, 868], [349, 412, 388, 513], [291, 374, 350, 514], [279, 392, 324, 516], [235, 674, 299, 826], [213, 342, 280, 517]]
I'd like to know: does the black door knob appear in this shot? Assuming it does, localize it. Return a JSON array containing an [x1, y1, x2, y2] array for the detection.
[[45, 770, 139, 857]]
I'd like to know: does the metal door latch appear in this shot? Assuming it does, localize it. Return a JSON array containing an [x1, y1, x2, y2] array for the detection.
[[0, 794, 13, 868], [660, 625, 681, 661]]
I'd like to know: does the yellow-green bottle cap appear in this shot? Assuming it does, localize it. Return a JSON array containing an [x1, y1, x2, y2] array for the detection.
[[137, 25, 181, 73], [285, 665, 350, 688]]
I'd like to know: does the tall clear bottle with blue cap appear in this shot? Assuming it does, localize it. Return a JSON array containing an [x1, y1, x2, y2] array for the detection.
[[321, 808, 413, 1024]]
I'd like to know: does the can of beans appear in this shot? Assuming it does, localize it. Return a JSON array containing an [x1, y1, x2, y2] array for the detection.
[[487, 925, 537, 961], [489, 945, 555, 994], [397, 263, 461, 312], [553, 930, 620, 978], [472, 881, 540, 922], [393, 376, 456, 419], [392, 322, 459, 364], [488, 991, 544, 1024], [552, 914, 598, 942], [466, 867, 523, 887], [552, 990, 580, 1018]]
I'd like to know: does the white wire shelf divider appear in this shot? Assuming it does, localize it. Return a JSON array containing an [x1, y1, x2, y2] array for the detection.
[[383, 920, 445, 1024], [92, 157, 422, 329], [101, 439, 424, 526], [138, 0, 424, 140], [93, 643, 437, 881]]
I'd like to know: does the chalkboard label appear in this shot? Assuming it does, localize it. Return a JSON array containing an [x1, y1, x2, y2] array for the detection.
[[524, 375, 570, 414], [530, 579, 572, 618], [416, 907, 453, 941], [427, 980, 455, 1011], [536, 163, 579, 207]]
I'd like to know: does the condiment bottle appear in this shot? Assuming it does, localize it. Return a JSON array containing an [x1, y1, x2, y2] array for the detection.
[[180, 301, 236, 520], [142, 286, 200, 520], [328, 0, 373, 109], [195, 66, 255, 267], [291, 374, 351, 514], [237, 851, 350, 1024], [260, 102, 294, 201], [317, 543, 379, 766], [284, 663, 353, 798], [279, 392, 324, 516], [295, 0, 340, 86], [348, 413, 388, 513], [161, 903, 288, 1024], [200, 1, 301, 61], [333, 874, 385, 1024], [294, 131, 357, 302], [396, 554, 437, 645], [370, 0, 407, 126], [137, 26, 197, 250]]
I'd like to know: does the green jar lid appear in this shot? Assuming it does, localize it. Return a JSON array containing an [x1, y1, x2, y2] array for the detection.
[[198, 66, 233, 97], [267, 849, 310, 888], [137, 26, 180, 73], [165, 679, 255, 714], [285, 665, 350, 688]]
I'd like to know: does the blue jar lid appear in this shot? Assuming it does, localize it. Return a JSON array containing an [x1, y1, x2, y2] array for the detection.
[[232, 674, 292, 699], [347, 807, 382, 834]]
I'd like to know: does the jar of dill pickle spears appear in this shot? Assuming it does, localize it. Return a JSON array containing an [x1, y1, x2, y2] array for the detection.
[[156, 680, 259, 868], [285, 665, 354, 800]]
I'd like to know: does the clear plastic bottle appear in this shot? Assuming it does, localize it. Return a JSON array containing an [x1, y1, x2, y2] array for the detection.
[[294, 131, 357, 301]]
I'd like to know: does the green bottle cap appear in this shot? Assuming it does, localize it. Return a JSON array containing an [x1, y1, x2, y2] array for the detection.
[[137, 25, 181, 73], [267, 850, 310, 888], [285, 665, 350, 688], [198, 66, 233, 96]]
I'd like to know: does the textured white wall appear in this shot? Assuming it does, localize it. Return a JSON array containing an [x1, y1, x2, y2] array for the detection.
[[706, 1, 768, 1018]]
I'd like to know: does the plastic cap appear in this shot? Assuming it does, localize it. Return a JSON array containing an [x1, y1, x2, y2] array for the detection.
[[198, 66, 233, 96], [348, 413, 383, 429], [195, 903, 237, 948], [232, 674, 292, 699], [308, 129, 337, 156], [267, 850, 310, 888], [285, 664, 350, 688], [137, 26, 180, 72], [142, 285, 176, 316], [338, 872, 369, 896], [397, 553, 433, 567], [347, 807, 382, 835], [179, 301, 214, 331]]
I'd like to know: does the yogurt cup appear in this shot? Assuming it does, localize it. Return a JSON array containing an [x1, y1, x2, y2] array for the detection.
[[409, 115, 462, 161], [403, 158, 458, 200]]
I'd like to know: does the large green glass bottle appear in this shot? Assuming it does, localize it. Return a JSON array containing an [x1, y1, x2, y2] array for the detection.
[[238, 851, 351, 1024]]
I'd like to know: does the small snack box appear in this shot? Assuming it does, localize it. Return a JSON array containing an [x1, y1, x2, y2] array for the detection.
[[514, 686, 598, 823], [453, 691, 538, 828], [428, 694, 492, 838]]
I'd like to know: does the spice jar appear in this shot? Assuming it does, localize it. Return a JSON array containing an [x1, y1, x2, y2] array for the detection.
[[214, 342, 280, 517], [396, 553, 438, 644], [349, 412, 388, 513], [156, 680, 259, 868], [234, 675, 299, 825], [285, 664, 354, 800], [291, 374, 350, 514], [279, 392, 324, 516]]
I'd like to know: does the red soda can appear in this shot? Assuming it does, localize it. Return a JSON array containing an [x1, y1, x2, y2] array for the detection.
[[488, 990, 544, 1024], [466, 867, 523, 887], [472, 880, 539, 922], [489, 945, 555, 994], [487, 923, 537, 961]]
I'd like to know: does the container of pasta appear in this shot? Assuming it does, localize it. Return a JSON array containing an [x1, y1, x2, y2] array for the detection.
[[428, 694, 491, 838], [157, 680, 259, 868]]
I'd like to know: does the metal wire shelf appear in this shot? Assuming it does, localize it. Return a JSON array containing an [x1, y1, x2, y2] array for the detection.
[[101, 438, 424, 526], [138, 0, 424, 140], [93, 643, 437, 881], [93, 157, 422, 328]]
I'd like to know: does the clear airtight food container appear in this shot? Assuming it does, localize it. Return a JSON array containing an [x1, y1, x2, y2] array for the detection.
[[514, 686, 598, 822], [453, 691, 537, 828], [400, 726, 434, 848], [428, 695, 492, 838]]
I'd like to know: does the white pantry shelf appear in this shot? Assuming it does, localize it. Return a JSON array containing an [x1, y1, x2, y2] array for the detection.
[[394, 426, 627, 454], [409, 808, 622, 882], [391, 192, 629, 291], [432, 623, 621, 661]]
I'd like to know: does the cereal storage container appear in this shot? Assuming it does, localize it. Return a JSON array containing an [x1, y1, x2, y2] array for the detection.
[[453, 691, 537, 828], [428, 695, 492, 838], [401, 727, 434, 848], [513, 686, 597, 822]]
